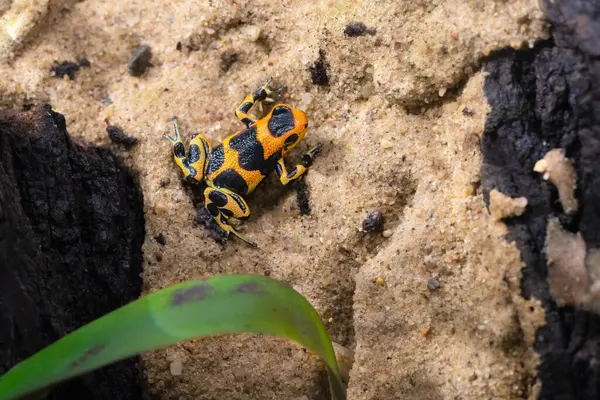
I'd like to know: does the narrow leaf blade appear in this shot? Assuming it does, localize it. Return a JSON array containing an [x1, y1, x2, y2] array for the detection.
[[0, 275, 346, 400]]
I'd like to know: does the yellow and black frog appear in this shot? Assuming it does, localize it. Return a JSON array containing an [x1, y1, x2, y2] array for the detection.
[[163, 86, 321, 247]]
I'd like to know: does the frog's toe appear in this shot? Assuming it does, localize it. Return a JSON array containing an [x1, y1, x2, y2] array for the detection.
[[162, 133, 176, 143]]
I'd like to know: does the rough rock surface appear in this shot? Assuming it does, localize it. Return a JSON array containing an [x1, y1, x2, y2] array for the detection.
[[0, 105, 145, 399], [481, 0, 600, 398]]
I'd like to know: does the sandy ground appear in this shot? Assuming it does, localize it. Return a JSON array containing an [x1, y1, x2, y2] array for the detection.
[[0, 0, 551, 398]]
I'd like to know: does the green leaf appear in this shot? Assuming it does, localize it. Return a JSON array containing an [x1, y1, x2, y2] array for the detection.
[[0, 275, 346, 400]]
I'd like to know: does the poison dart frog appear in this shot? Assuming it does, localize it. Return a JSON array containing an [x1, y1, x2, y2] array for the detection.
[[163, 86, 322, 248]]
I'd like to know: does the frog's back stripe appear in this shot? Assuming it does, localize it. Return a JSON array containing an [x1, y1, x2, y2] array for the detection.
[[212, 169, 249, 195], [230, 126, 266, 171], [189, 144, 201, 163], [207, 144, 225, 174]]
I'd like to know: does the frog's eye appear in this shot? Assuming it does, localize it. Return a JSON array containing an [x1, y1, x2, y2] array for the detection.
[[268, 106, 295, 137], [272, 106, 289, 116]]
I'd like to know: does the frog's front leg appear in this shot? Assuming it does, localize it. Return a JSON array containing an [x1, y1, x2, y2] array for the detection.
[[234, 86, 272, 127], [204, 185, 257, 248], [163, 117, 211, 182], [275, 143, 323, 185]]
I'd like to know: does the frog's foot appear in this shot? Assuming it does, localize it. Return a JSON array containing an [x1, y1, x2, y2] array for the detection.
[[162, 116, 183, 146], [204, 186, 257, 248], [301, 143, 323, 167], [163, 117, 211, 182], [234, 86, 273, 127]]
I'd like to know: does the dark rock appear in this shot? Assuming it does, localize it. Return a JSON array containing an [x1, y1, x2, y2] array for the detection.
[[462, 107, 474, 116], [127, 44, 152, 77], [309, 49, 329, 86], [0, 104, 145, 399], [481, 0, 600, 398], [196, 207, 228, 244], [344, 22, 368, 37], [51, 57, 90, 80], [77, 57, 91, 68], [107, 125, 138, 148], [343, 22, 375, 37], [427, 278, 440, 292], [295, 178, 311, 216], [362, 209, 384, 233]]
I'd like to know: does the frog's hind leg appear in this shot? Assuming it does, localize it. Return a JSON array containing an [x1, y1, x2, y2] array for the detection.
[[203, 186, 256, 248], [234, 86, 272, 127], [163, 117, 211, 182]]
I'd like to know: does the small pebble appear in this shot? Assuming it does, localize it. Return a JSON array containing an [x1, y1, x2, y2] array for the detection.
[[344, 22, 367, 36], [382, 229, 393, 238], [533, 159, 548, 174], [77, 57, 91, 68], [51, 59, 89, 80], [154, 251, 163, 262], [295, 179, 311, 215], [375, 277, 385, 286], [170, 360, 183, 376], [332, 342, 354, 382], [427, 278, 440, 291], [300, 92, 313, 109], [153, 203, 168, 216], [344, 22, 376, 37], [534, 149, 578, 214], [510, 40, 523, 50], [309, 49, 329, 86], [421, 327, 430, 337], [380, 138, 393, 150], [232, 367, 246, 378], [240, 25, 261, 42], [362, 209, 384, 232], [462, 107, 474, 116], [462, 183, 475, 196], [154, 233, 166, 246], [127, 44, 152, 76]]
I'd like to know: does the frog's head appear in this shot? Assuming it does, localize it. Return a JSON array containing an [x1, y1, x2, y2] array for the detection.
[[267, 104, 309, 156]]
